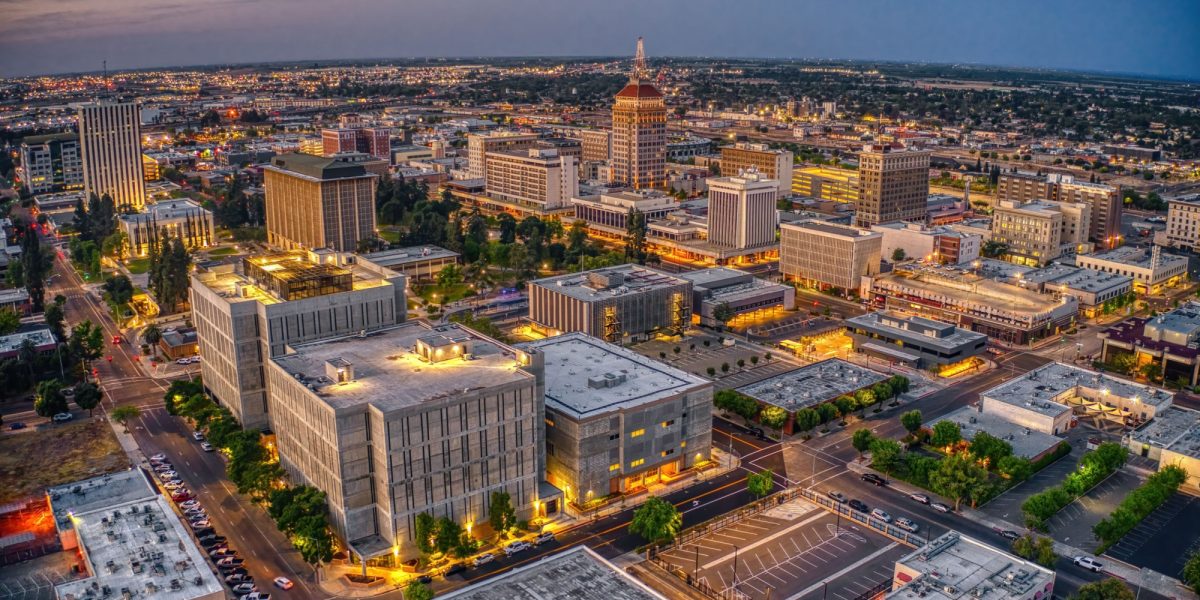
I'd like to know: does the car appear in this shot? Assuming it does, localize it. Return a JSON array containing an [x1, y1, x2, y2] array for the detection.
[[190, 356, 202, 364], [218, 556, 246, 567], [504, 541, 531, 556], [61, 387, 75, 398], [848, 499, 869, 513], [895, 517, 919, 533], [416, 575, 432, 585], [472, 553, 495, 567], [827, 490, 847, 504], [272, 577, 294, 590], [112, 335, 124, 345], [163, 481, 185, 491], [186, 511, 206, 520], [150, 453, 168, 462], [908, 493, 930, 504], [240, 593, 270, 600], [226, 573, 252, 584], [191, 520, 211, 529], [199, 536, 227, 547], [158, 470, 178, 479], [154, 463, 173, 471], [1073, 556, 1104, 572], [533, 531, 555, 546], [193, 526, 215, 537], [996, 529, 1020, 541], [444, 563, 467, 577], [230, 583, 256, 594], [52, 413, 73, 422], [9, 422, 25, 430], [930, 502, 952, 513], [171, 492, 192, 502], [210, 548, 235, 558], [201, 442, 214, 452], [180, 500, 201, 509], [870, 508, 893, 523], [176, 358, 191, 365], [861, 473, 887, 486], [192, 431, 205, 441]]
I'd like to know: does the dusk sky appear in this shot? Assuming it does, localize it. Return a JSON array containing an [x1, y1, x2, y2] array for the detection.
[[1, 0, 1197, 79]]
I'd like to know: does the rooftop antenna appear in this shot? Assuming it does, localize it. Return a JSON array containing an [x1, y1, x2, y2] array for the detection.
[[632, 37, 647, 82]]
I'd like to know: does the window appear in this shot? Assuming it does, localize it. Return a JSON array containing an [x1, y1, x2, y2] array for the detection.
[[630, 458, 645, 468], [545, 418, 555, 427], [661, 449, 675, 457], [630, 429, 645, 438], [661, 420, 675, 428], [609, 433, 620, 441], [681, 441, 687, 448], [609, 463, 620, 472]]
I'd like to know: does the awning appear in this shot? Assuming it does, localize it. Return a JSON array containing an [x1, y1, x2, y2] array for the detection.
[[861, 342, 921, 363]]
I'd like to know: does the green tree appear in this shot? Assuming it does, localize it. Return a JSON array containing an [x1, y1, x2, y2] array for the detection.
[[103, 273, 136, 308], [143, 324, 163, 345], [1011, 534, 1058, 568], [981, 240, 1009, 259], [900, 410, 923, 436], [489, 490, 516, 535], [0, 308, 20, 335], [928, 453, 989, 510], [968, 431, 1013, 468], [34, 380, 68, 417], [712, 302, 736, 330], [794, 408, 820, 434], [414, 513, 438, 554], [111, 405, 141, 430], [1182, 551, 1200, 595], [851, 428, 875, 457], [405, 581, 435, 600], [44, 297, 67, 341], [434, 517, 462, 554], [869, 439, 903, 474], [73, 382, 102, 416], [930, 421, 962, 448], [747, 469, 774, 498], [816, 402, 839, 424], [997, 455, 1032, 481], [437, 263, 464, 287], [891, 248, 906, 262], [1071, 579, 1134, 600], [760, 405, 787, 430], [629, 496, 682, 544]]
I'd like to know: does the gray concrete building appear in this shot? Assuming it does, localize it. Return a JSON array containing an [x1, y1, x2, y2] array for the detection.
[[267, 321, 545, 562], [189, 250, 405, 428], [678, 267, 795, 328], [780, 220, 882, 292], [360, 245, 461, 282], [844, 312, 987, 369], [527, 265, 691, 343], [522, 333, 712, 508], [439, 546, 666, 600]]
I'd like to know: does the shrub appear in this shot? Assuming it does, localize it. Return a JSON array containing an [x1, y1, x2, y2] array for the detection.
[[1093, 465, 1187, 551]]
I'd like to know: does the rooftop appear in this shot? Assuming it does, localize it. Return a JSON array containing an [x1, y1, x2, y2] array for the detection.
[[0, 326, 56, 355], [1080, 246, 1188, 270], [48, 470, 154, 529], [888, 532, 1055, 600], [781, 219, 880, 239], [531, 264, 690, 302], [1102, 302, 1200, 358], [272, 321, 535, 413], [520, 333, 708, 420], [614, 82, 664, 99], [22, 132, 78, 145], [677, 266, 753, 289], [1022, 265, 1132, 295], [362, 246, 460, 268], [874, 267, 1077, 317], [932, 406, 1065, 459], [118, 198, 209, 223], [738, 359, 886, 412], [982, 362, 1174, 416], [1127, 405, 1200, 459], [845, 312, 986, 350], [193, 250, 392, 305], [266, 152, 372, 181], [437, 545, 666, 600]]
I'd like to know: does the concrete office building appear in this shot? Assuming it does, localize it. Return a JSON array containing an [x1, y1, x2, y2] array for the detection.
[[264, 153, 378, 252], [980, 362, 1173, 435], [844, 312, 987, 369], [997, 172, 1120, 248], [76, 100, 146, 210], [1162, 196, 1200, 252], [577, 129, 612, 163], [1076, 246, 1188, 296], [572, 189, 681, 238], [706, 171, 779, 250], [780, 220, 882, 291], [611, 39, 667, 190], [523, 333, 712, 505], [268, 322, 545, 562], [322, 127, 391, 162], [719, 143, 793, 198], [118, 198, 215, 256], [1125, 406, 1200, 487], [990, 200, 1091, 266], [485, 148, 579, 212], [679, 267, 795, 327], [888, 532, 1055, 600], [791, 166, 859, 203], [360, 245, 460, 282], [19, 133, 83, 195], [855, 144, 930, 227], [467, 132, 541, 180], [528, 265, 691, 343], [439, 546, 667, 600], [872, 222, 981, 265], [1015, 264, 1131, 318], [1101, 302, 1200, 387], [190, 250, 405, 429]]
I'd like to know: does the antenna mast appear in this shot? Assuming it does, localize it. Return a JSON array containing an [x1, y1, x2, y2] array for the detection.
[[633, 37, 647, 81]]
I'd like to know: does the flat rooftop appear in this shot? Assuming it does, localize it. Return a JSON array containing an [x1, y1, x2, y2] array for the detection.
[[982, 362, 1174, 416], [0, 326, 56, 355], [738, 359, 886, 412], [437, 545, 666, 600], [531, 264, 690, 302], [875, 268, 1075, 316], [677, 266, 752, 289], [781, 219, 879, 239], [1025, 265, 1131, 294], [362, 245, 460, 267], [888, 532, 1055, 600], [1082, 246, 1188, 269], [845, 312, 986, 351], [933, 406, 1064, 459], [119, 198, 209, 223], [272, 321, 535, 413], [49, 469, 154, 529], [521, 333, 708, 420], [1128, 405, 1200, 459], [194, 250, 390, 306]]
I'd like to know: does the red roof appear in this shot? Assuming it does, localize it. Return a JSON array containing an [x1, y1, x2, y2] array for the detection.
[[615, 82, 663, 99]]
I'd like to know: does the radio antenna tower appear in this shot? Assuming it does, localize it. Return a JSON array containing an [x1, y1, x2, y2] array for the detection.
[[633, 37, 647, 81]]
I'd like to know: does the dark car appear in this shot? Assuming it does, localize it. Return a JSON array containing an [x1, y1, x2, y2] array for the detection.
[[416, 575, 432, 585], [200, 536, 227, 548], [848, 499, 869, 513], [861, 473, 887, 486], [996, 529, 1021, 541], [444, 564, 467, 577], [9, 422, 25, 430]]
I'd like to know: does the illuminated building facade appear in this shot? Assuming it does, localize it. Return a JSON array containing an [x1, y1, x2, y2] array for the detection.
[[611, 38, 667, 190]]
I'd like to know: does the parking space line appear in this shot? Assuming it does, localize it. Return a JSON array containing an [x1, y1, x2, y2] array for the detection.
[[785, 542, 901, 600], [701, 512, 828, 570]]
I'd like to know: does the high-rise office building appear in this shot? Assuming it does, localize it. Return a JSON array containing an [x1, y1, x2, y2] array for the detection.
[[19, 133, 84, 195], [76, 100, 146, 210], [719, 143, 793, 198], [611, 38, 667, 190], [264, 153, 378, 252], [855, 144, 930, 228], [997, 172, 1121, 249], [707, 172, 778, 250]]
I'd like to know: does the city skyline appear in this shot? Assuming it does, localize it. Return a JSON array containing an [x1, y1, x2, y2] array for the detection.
[[1, 0, 1198, 80]]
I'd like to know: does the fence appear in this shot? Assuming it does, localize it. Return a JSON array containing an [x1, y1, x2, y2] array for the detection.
[[797, 488, 926, 548]]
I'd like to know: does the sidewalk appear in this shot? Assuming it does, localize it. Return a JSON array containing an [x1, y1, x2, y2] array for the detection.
[[317, 564, 403, 598]]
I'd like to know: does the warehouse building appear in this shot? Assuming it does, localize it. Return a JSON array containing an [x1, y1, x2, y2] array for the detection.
[[844, 312, 987, 369], [1125, 406, 1200, 488]]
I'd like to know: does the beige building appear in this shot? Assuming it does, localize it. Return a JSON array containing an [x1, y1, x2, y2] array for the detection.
[[264, 153, 378, 253], [780, 220, 882, 291], [1075, 245, 1188, 295], [579, 129, 612, 163], [855, 144, 930, 227], [1126, 406, 1200, 488], [189, 250, 405, 428], [719, 143, 793, 198], [1162, 196, 1200, 252], [485, 148, 579, 211], [611, 41, 667, 190], [791, 166, 859, 203], [466, 132, 540, 181], [76, 100, 146, 210], [997, 172, 1121, 248], [707, 172, 779, 250], [118, 198, 215, 256], [990, 200, 1064, 266], [268, 321, 545, 562], [528, 265, 691, 343]]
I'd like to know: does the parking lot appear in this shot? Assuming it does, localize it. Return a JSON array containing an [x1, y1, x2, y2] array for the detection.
[[980, 429, 1091, 523], [633, 337, 799, 390], [657, 499, 902, 600], [1047, 469, 1143, 551], [1105, 493, 1200, 579]]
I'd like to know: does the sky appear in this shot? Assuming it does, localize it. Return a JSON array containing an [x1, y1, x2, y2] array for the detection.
[[1, 0, 1198, 80]]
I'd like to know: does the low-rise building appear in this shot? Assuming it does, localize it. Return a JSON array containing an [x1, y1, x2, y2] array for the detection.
[[737, 359, 886, 434], [780, 220, 882, 292], [872, 222, 981, 265], [360, 246, 460, 282], [439, 546, 666, 600], [522, 333, 712, 507], [0, 288, 31, 316], [1015, 264, 1131, 318], [0, 326, 56, 359], [1100, 302, 1200, 387], [980, 362, 1173, 435], [844, 312, 987, 369], [791, 166, 859, 203], [527, 265, 691, 343], [1162, 195, 1200, 252], [1124, 406, 1200, 487], [159, 327, 199, 360], [932, 406, 1065, 461], [679, 267, 795, 328], [888, 531, 1055, 600], [118, 198, 215, 257], [1075, 246, 1188, 295]]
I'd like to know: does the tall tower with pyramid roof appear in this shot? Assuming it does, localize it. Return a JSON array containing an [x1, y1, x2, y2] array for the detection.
[[611, 37, 667, 190]]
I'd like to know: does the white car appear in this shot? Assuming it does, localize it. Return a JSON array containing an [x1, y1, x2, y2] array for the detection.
[[272, 577, 293, 590], [201, 442, 214, 452], [1073, 556, 1104, 572], [190, 520, 211, 529], [163, 481, 184, 491], [472, 553, 495, 567], [504, 541, 531, 556], [180, 500, 201, 509], [870, 508, 893, 523], [150, 453, 168, 462], [52, 412, 73, 422], [230, 583, 256, 594], [158, 471, 178, 480], [192, 432, 205, 441], [895, 517, 919, 533], [176, 358, 191, 365]]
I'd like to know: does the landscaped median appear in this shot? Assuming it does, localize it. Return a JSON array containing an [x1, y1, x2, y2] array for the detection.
[[1020, 442, 1127, 531], [1093, 465, 1187, 553]]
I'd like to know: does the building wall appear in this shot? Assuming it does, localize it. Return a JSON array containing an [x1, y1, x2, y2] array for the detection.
[[527, 282, 692, 343], [791, 167, 859, 203], [121, 208, 215, 256], [707, 178, 778, 250], [77, 101, 146, 210], [981, 398, 1069, 436], [1075, 253, 1188, 295], [990, 203, 1063, 266], [1164, 200, 1200, 252], [485, 152, 579, 210], [780, 223, 882, 291], [580, 130, 612, 163], [20, 137, 83, 195], [264, 169, 376, 252], [719, 145, 793, 198], [467, 133, 540, 181], [855, 147, 929, 227], [612, 95, 667, 189]]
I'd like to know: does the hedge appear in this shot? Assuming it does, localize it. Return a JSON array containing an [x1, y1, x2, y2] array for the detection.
[[1021, 442, 1127, 530], [1093, 465, 1187, 552]]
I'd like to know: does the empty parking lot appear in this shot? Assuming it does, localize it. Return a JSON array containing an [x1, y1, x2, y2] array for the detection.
[[1106, 493, 1200, 579]]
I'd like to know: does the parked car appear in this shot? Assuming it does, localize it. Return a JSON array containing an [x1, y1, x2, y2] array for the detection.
[[930, 502, 952, 513], [9, 422, 26, 430], [225, 573, 252, 584], [895, 517, 919, 533], [230, 583, 256, 594], [848, 499, 869, 513], [240, 593, 270, 600], [210, 548, 235, 558], [150, 453, 168, 462], [176, 358, 191, 365], [190, 520, 211, 529], [199, 535, 226, 547], [827, 491, 847, 504], [218, 556, 246, 567], [861, 473, 887, 486], [908, 493, 930, 505], [163, 481, 185, 491], [533, 531, 555, 546], [1073, 556, 1104, 572], [996, 529, 1020, 541], [52, 413, 73, 423], [472, 553, 495, 567], [201, 442, 215, 452], [180, 500, 201, 509], [171, 492, 192, 502], [158, 470, 178, 479], [272, 577, 294, 590], [416, 575, 432, 585], [504, 541, 531, 556], [870, 508, 893, 523], [192, 431, 205, 441], [444, 564, 467, 577]]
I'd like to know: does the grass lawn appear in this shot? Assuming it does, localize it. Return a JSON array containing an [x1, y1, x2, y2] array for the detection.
[[379, 228, 403, 243], [0, 418, 130, 503], [206, 246, 238, 257], [125, 257, 150, 274], [414, 282, 474, 305]]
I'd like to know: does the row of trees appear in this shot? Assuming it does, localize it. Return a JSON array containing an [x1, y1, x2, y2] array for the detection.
[[6, 221, 52, 312], [146, 232, 193, 313], [412, 490, 514, 559], [713, 376, 909, 435], [1022, 442, 1127, 530], [1093, 465, 1187, 552]]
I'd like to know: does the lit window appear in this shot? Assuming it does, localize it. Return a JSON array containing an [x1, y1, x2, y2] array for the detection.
[[630, 429, 645, 438], [630, 458, 645, 468], [661, 420, 675, 428], [680, 441, 687, 448], [661, 449, 675, 457], [545, 418, 555, 427], [609, 463, 620, 472]]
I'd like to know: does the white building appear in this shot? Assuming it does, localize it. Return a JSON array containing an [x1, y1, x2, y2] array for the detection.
[[485, 148, 579, 211], [706, 171, 778, 250], [1125, 406, 1200, 488], [1075, 246, 1188, 296], [872, 222, 981, 265], [1162, 196, 1200, 251], [888, 532, 1055, 600]]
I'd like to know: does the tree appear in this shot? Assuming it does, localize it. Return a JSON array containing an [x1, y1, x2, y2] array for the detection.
[[760, 406, 787, 430], [20, 225, 49, 312], [794, 408, 820, 434], [488, 491, 516, 536], [103, 273, 136, 308], [0, 308, 19, 335], [111, 405, 141, 430], [73, 382, 102, 416], [629, 496, 681, 544], [928, 454, 989, 510], [854, 388, 875, 414], [869, 439, 903, 474], [143, 324, 162, 345], [930, 421, 962, 448], [405, 581, 435, 600], [68, 321, 105, 365], [1012, 534, 1058, 568], [624, 208, 649, 264], [1182, 551, 1200, 595], [414, 513, 438, 554], [437, 263, 464, 287], [816, 402, 838, 425], [712, 302, 736, 330], [969, 431, 1013, 467], [497, 214, 517, 244], [34, 380, 68, 417], [997, 455, 1032, 481], [900, 410, 923, 436], [891, 248, 906, 262], [1071, 579, 1134, 600], [851, 428, 875, 457], [981, 240, 1009, 259], [747, 469, 774, 498], [101, 231, 128, 259], [434, 517, 462, 554]]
